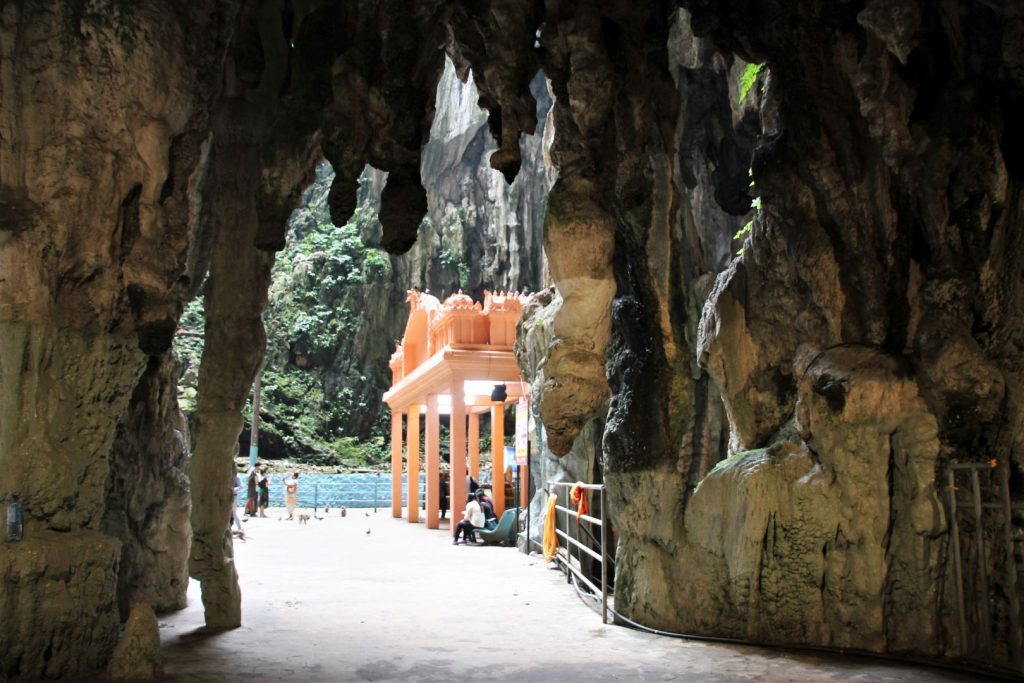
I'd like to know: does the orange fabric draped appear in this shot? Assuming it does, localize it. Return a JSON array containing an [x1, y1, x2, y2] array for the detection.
[[569, 482, 588, 520], [542, 492, 558, 562]]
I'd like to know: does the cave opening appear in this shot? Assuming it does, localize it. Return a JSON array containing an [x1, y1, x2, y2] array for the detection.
[[3, 2, 1024, 680], [175, 54, 554, 495]]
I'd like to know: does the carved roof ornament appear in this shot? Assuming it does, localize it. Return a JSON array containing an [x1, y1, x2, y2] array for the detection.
[[389, 288, 528, 386], [389, 345, 404, 365], [482, 289, 526, 315], [441, 290, 481, 311], [407, 289, 441, 313]]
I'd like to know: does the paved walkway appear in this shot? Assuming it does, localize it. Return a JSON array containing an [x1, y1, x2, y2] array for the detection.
[[157, 508, 982, 682]]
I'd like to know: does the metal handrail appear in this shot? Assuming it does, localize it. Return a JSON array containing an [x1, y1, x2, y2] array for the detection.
[[554, 527, 603, 562], [257, 478, 427, 511], [546, 480, 611, 623]]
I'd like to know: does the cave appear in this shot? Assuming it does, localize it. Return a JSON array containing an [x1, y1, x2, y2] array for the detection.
[[2, 1, 1023, 680]]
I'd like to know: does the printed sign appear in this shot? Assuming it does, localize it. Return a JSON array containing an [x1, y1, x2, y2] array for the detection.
[[515, 398, 529, 466]]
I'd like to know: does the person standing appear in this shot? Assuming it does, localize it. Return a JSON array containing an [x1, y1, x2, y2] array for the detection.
[[244, 462, 260, 518], [283, 471, 299, 520], [257, 466, 269, 518], [439, 471, 450, 520], [230, 469, 244, 530]]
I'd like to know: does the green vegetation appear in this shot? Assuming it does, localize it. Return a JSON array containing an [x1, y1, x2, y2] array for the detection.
[[733, 169, 761, 256], [738, 62, 765, 103], [439, 248, 470, 289], [172, 139, 524, 467], [259, 165, 396, 466], [172, 296, 204, 414], [174, 163, 399, 467]]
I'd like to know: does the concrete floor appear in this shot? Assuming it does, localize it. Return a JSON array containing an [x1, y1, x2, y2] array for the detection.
[[155, 508, 984, 682]]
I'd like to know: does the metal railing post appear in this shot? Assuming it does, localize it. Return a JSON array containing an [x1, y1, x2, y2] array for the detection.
[[970, 468, 993, 660], [998, 459, 1022, 672], [564, 490, 570, 584], [600, 486, 608, 624], [946, 467, 968, 654]]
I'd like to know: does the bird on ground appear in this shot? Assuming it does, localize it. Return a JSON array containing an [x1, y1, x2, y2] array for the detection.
[[366, 528, 371, 535]]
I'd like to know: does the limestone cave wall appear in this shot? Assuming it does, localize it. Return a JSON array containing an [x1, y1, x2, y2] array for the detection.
[[102, 352, 191, 620], [0, 2, 236, 679], [2, 0, 1023, 679], [684, 0, 1024, 667]]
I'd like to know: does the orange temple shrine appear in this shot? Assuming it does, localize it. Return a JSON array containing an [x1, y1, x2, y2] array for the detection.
[[382, 290, 530, 530]]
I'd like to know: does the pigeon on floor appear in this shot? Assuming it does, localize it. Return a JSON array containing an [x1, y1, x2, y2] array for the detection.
[[366, 528, 371, 535]]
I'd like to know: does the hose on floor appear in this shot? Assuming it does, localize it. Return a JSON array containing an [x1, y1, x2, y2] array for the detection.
[[564, 571, 1016, 682]]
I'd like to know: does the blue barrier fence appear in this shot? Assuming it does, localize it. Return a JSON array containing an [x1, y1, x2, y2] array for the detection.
[[253, 473, 427, 510]]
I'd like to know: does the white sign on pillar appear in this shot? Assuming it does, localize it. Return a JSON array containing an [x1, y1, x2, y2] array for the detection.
[[515, 398, 528, 466]]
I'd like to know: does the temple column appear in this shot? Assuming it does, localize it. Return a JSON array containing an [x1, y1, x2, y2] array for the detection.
[[390, 409, 402, 518], [425, 395, 440, 529], [450, 377, 467, 530], [491, 403, 505, 517], [519, 399, 530, 508], [407, 405, 421, 523], [520, 461, 529, 508], [468, 412, 480, 483]]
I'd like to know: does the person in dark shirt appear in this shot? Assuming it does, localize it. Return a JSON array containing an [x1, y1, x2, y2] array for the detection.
[[439, 471, 450, 519], [476, 489, 498, 530]]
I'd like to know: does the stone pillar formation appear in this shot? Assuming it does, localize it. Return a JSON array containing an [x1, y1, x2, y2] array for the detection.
[[0, 3, 237, 678], [187, 136, 274, 630]]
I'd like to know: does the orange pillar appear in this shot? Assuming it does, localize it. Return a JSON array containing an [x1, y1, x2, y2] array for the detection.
[[390, 409, 402, 518], [491, 403, 505, 518], [468, 412, 480, 483], [407, 405, 420, 523], [450, 380, 467, 531], [425, 395, 440, 529], [520, 461, 529, 508], [519, 401, 530, 508]]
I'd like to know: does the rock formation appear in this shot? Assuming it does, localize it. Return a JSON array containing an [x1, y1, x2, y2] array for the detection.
[[108, 602, 162, 680], [1, 0, 1022, 679], [221, 57, 554, 459], [685, 0, 1024, 666], [103, 352, 191, 619], [1, 3, 235, 678], [515, 286, 606, 554]]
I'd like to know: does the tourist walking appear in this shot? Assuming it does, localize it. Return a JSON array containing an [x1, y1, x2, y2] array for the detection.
[[244, 463, 260, 518], [257, 466, 269, 517], [284, 471, 299, 520], [452, 491, 485, 545], [230, 469, 244, 530]]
